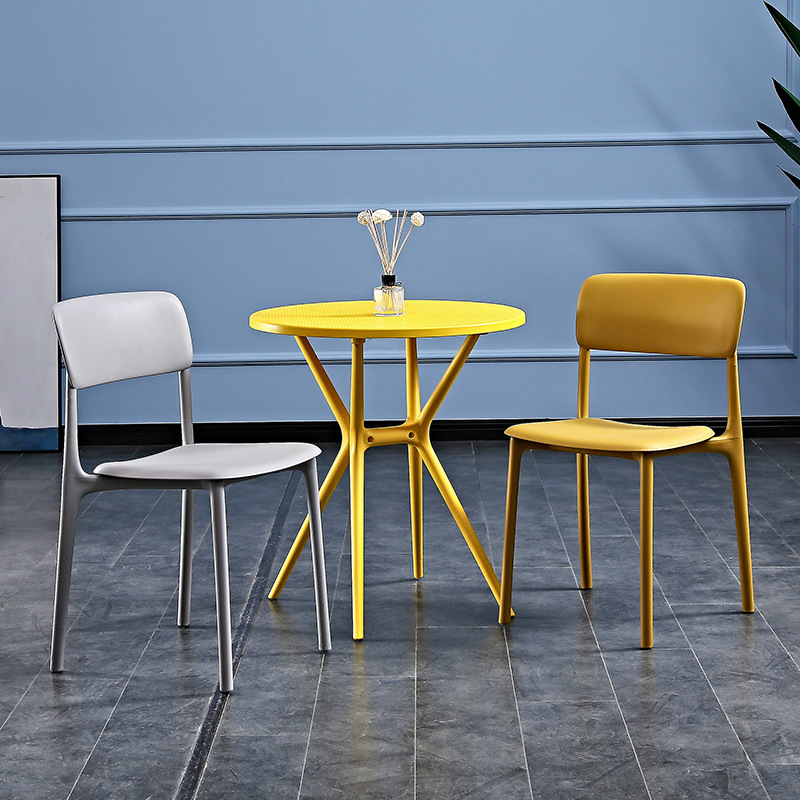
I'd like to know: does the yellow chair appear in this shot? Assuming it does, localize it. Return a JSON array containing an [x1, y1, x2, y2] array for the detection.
[[498, 273, 755, 648]]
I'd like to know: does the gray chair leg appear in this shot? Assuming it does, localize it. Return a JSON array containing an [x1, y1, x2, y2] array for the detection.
[[177, 488, 194, 627], [301, 459, 331, 652], [50, 482, 83, 673], [209, 485, 234, 693]]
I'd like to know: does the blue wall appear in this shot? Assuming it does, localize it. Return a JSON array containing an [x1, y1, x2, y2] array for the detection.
[[2, 1, 798, 424]]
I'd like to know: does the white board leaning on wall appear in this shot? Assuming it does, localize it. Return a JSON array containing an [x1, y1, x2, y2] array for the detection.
[[0, 176, 60, 444]]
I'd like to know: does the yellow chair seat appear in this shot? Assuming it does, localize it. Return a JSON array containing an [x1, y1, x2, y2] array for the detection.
[[498, 273, 754, 651], [505, 418, 715, 454]]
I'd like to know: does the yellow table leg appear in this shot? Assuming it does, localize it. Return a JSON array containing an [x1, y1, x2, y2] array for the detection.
[[411, 334, 508, 609], [406, 339, 424, 579], [350, 338, 367, 640], [268, 336, 351, 600], [417, 439, 504, 606], [268, 439, 349, 599], [268, 331, 509, 633]]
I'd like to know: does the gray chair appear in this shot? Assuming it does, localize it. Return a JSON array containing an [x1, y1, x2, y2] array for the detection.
[[50, 291, 331, 693]]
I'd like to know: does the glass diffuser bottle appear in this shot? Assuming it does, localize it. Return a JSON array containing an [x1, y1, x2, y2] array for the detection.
[[373, 273, 404, 316]]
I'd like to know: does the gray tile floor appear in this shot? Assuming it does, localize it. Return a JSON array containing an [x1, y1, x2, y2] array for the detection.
[[2, 438, 800, 798]]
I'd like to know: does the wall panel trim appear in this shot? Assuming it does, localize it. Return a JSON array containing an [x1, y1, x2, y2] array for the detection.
[[0, 130, 786, 157], [58, 199, 796, 361], [60, 198, 795, 223], [192, 344, 795, 367]]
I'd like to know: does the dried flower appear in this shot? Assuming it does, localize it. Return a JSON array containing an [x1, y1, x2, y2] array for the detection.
[[358, 208, 425, 274]]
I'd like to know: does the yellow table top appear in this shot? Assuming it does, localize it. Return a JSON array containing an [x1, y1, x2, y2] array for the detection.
[[249, 299, 526, 340]]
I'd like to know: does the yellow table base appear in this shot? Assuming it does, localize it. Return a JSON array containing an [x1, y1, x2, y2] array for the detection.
[[268, 334, 509, 639]]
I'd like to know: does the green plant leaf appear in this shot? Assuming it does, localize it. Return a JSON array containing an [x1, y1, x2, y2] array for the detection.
[[780, 167, 800, 191], [765, 2, 800, 59], [758, 121, 800, 166], [774, 79, 800, 134]]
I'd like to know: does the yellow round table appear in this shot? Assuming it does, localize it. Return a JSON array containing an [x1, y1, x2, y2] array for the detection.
[[250, 299, 526, 639]]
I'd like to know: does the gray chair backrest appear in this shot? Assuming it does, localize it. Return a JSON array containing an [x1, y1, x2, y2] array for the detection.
[[53, 291, 194, 389]]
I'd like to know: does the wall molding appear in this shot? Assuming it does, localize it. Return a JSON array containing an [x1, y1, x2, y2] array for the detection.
[[0, 130, 786, 157], [60, 198, 796, 223], [57, 198, 797, 361], [191, 344, 796, 368]]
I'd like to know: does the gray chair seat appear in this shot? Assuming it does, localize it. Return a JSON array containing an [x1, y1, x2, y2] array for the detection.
[[95, 442, 322, 482]]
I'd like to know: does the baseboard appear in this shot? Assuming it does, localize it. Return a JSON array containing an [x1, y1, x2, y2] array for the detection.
[[72, 416, 800, 447], [0, 425, 60, 452]]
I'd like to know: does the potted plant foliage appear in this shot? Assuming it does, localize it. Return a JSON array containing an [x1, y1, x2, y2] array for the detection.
[[759, 3, 800, 188]]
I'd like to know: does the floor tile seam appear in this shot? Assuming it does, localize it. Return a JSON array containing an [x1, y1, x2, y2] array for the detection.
[[590, 454, 637, 539], [711, 440, 800, 562], [0, 525, 187, 738], [661, 593, 773, 800], [659, 467, 757, 600], [747, 505, 800, 563], [668, 599, 761, 607], [0, 655, 50, 734], [64, 489, 196, 640], [536, 453, 696, 650], [748, 604, 800, 675], [0, 452, 23, 474], [295, 653, 327, 800], [501, 625, 535, 800], [322, 508, 352, 621], [176, 471, 303, 800], [672, 500, 740, 576], [530, 456, 654, 800], [415, 624, 501, 631], [667, 595, 800, 674], [658, 478, 783, 785], [571, 587, 655, 800], [65, 580, 179, 800], [528, 458, 582, 589], [534, 461, 653, 800], [599, 474, 710, 651], [29, 491, 123, 571], [513, 697, 634, 707], [749, 439, 800, 490], [469, 440, 497, 569], [666, 545, 800, 676], [413, 560, 419, 800], [663, 491, 800, 674]]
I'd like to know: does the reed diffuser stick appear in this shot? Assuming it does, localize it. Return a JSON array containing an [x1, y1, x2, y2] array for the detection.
[[358, 208, 423, 274]]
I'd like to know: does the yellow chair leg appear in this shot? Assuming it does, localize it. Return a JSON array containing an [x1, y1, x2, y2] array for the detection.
[[639, 455, 654, 649], [727, 446, 755, 613], [499, 438, 524, 623], [576, 453, 592, 589]]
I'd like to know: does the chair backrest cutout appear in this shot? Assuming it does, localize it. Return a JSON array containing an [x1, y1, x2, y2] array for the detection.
[[53, 291, 194, 389], [575, 273, 745, 358]]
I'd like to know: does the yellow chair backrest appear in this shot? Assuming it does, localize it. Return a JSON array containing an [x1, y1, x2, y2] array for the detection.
[[575, 273, 745, 358]]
